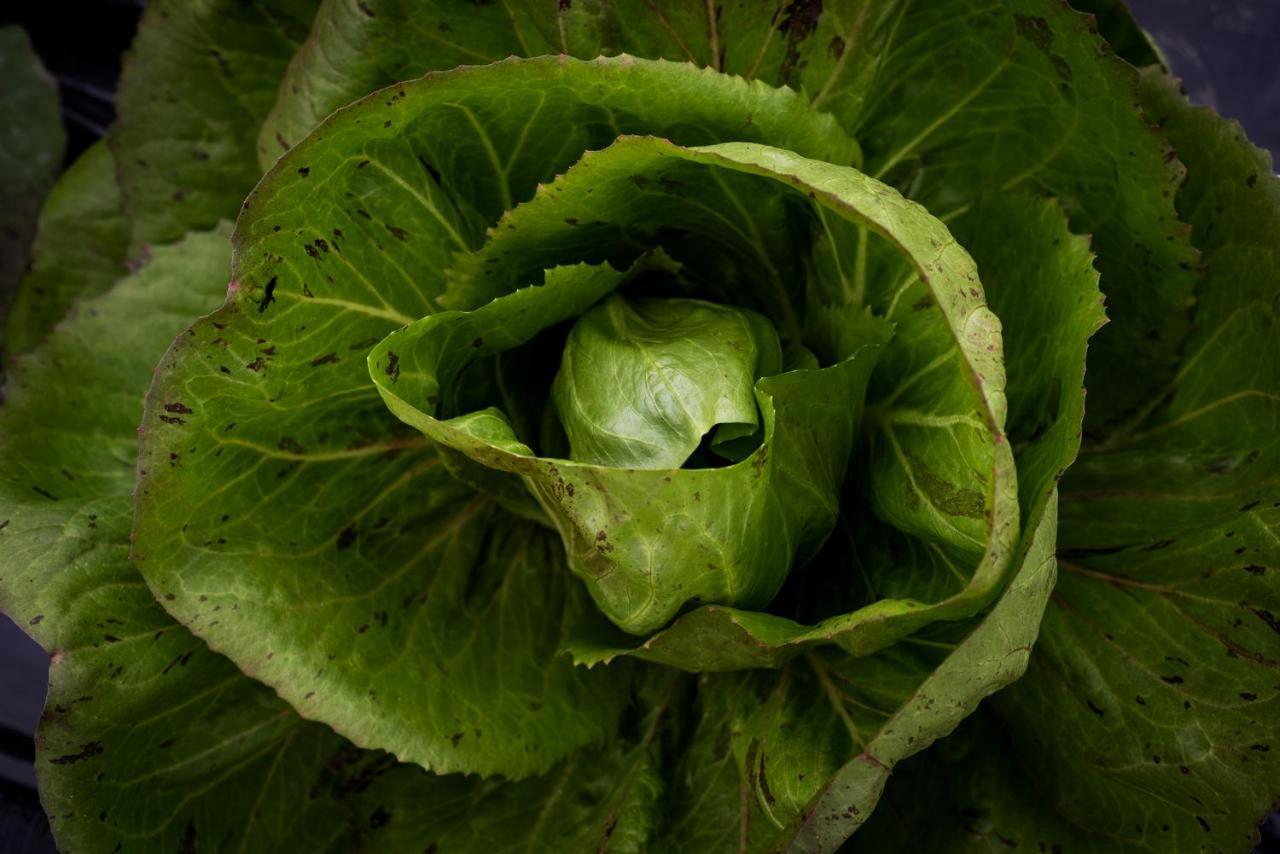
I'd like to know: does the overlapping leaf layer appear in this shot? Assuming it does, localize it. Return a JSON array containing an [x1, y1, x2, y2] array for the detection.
[[0, 2, 1275, 852]]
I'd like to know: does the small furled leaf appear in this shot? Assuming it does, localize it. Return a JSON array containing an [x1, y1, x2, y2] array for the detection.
[[0, 25, 65, 299], [5, 141, 128, 359], [553, 294, 783, 470], [111, 0, 319, 245]]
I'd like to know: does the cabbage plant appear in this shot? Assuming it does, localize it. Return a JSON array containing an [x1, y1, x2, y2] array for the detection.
[[1, 2, 1277, 851]]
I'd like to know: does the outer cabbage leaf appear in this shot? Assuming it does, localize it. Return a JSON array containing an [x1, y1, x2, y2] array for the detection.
[[0, 227, 362, 852], [132, 56, 854, 772], [861, 70, 1280, 854], [111, 0, 319, 245], [0, 26, 64, 299], [5, 141, 128, 359]]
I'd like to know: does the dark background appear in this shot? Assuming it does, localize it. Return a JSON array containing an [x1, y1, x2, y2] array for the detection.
[[1, 1, 1277, 850]]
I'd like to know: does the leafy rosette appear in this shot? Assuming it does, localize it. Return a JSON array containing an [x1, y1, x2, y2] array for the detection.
[[0, 3, 1276, 853]]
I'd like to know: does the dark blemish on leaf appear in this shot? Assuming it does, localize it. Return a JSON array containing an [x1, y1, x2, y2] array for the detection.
[[385, 352, 401, 383], [1160, 675, 1184, 685], [369, 806, 391, 829], [385, 224, 408, 241], [1240, 500, 1261, 512], [159, 414, 186, 426], [357, 624, 369, 635], [304, 244, 319, 258], [629, 174, 649, 188], [29, 615, 42, 626], [417, 155, 443, 184], [451, 732, 464, 747], [564, 217, 579, 226], [912, 295, 934, 311], [384, 120, 392, 129], [1245, 564, 1266, 576], [278, 437, 306, 455], [1247, 174, 1257, 188], [1058, 544, 1133, 558], [1249, 607, 1280, 635], [246, 357, 267, 372], [1252, 744, 1271, 752], [1086, 700, 1105, 716], [1013, 14, 1053, 51], [357, 209, 371, 219], [298, 167, 310, 178], [472, 337, 483, 348], [375, 611, 387, 628], [49, 741, 103, 765], [829, 35, 845, 58], [778, 0, 822, 84], [303, 283, 314, 298], [208, 48, 229, 73], [311, 352, 340, 367], [1241, 692, 1258, 701], [1195, 816, 1210, 832], [178, 819, 196, 854], [337, 527, 357, 550], [1142, 539, 1174, 551], [32, 486, 58, 501], [164, 402, 194, 416]]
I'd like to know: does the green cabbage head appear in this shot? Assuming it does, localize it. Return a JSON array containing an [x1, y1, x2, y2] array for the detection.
[[1, 2, 1277, 852]]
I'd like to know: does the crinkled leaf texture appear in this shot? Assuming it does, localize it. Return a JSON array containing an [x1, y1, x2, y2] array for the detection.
[[0, 1, 1274, 852]]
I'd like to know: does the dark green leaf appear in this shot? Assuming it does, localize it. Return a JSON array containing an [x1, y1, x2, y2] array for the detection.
[[5, 141, 128, 359], [0, 25, 64, 299]]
